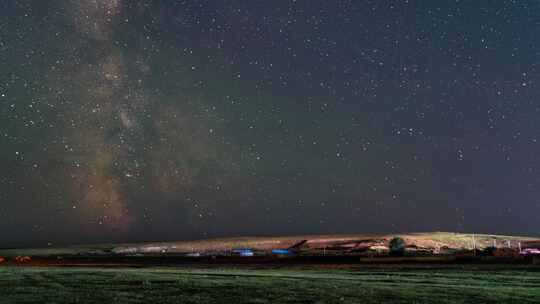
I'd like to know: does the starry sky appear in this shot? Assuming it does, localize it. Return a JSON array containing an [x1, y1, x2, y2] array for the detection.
[[1, 0, 540, 246]]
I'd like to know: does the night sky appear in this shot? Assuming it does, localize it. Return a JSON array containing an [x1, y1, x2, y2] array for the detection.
[[1, 1, 540, 247]]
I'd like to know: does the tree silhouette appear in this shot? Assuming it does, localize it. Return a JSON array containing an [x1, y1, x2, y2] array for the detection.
[[389, 237, 406, 256]]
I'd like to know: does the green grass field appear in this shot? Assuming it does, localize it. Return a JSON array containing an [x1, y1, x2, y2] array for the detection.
[[0, 266, 539, 303]]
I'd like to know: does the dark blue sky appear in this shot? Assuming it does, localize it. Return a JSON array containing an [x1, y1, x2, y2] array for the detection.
[[1, 0, 539, 246]]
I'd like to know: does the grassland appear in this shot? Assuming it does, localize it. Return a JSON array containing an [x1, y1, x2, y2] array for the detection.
[[0, 265, 539, 303]]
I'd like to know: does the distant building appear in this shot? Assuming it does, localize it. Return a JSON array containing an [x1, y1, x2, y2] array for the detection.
[[368, 245, 389, 254], [435, 246, 460, 255], [271, 249, 295, 256], [521, 248, 540, 255], [493, 248, 519, 257], [232, 249, 254, 257], [520, 241, 540, 255]]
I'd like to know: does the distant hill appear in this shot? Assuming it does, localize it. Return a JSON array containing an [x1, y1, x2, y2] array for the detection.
[[1, 232, 538, 257]]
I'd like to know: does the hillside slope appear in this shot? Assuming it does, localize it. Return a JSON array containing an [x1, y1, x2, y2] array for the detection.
[[1, 232, 538, 257]]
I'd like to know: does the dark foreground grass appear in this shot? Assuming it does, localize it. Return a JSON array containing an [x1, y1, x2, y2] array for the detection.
[[0, 266, 539, 304]]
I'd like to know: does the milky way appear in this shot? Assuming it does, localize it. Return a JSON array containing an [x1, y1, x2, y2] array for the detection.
[[1, 1, 540, 246]]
